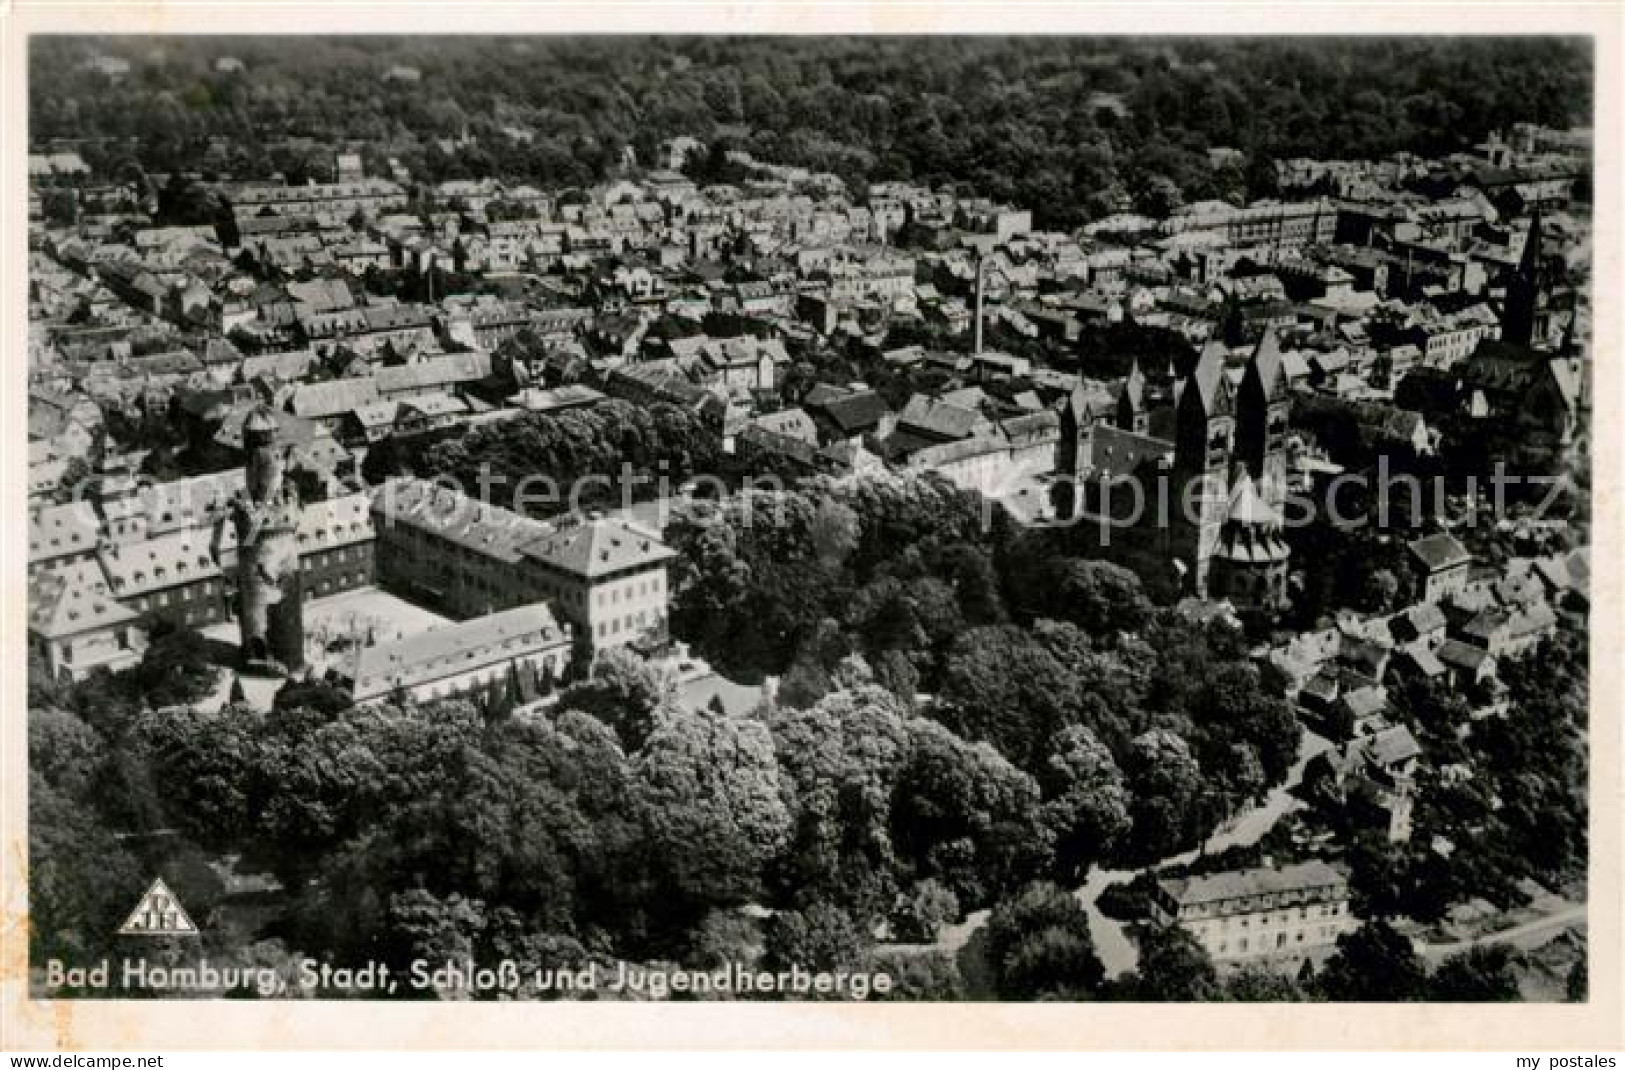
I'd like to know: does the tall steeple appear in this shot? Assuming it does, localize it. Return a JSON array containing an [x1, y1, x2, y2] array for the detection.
[[973, 253, 987, 356], [1502, 210, 1545, 348], [1116, 357, 1149, 434], [1170, 339, 1237, 598], [1234, 327, 1290, 508]]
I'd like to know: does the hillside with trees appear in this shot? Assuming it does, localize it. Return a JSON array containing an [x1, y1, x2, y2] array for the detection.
[[31, 37, 1590, 228]]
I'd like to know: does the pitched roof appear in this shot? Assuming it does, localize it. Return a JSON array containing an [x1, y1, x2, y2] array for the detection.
[[1542, 356, 1585, 413], [1249, 327, 1285, 398], [140, 469, 246, 534], [295, 493, 374, 554], [750, 407, 819, 444], [896, 394, 983, 441], [814, 390, 891, 434], [398, 392, 471, 420], [1188, 339, 1233, 416], [29, 501, 101, 564], [286, 278, 355, 314], [29, 565, 137, 639], [1396, 643, 1447, 678], [1086, 423, 1175, 480], [1340, 683, 1389, 719], [520, 517, 675, 579], [999, 410, 1061, 445], [351, 399, 401, 428], [1224, 473, 1282, 528], [1408, 532, 1471, 572], [1563, 547, 1590, 592], [1438, 637, 1493, 671], [239, 348, 316, 383], [1354, 724, 1422, 770], [1394, 602, 1448, 637], [372, 478, 550, 565], [376, 351, 493, 396], [288, 377, 381, 420], [201, 337, 245, 366], [1158, 861, 1347, 911], [98, 529, 223, 596], [351, 603, 569, 693]]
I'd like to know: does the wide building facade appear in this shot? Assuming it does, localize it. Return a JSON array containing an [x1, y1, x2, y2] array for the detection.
[[1150, 860, 1356, 967]]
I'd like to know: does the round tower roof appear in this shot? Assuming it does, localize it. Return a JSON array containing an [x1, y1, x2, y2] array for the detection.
[[1224, 473, 1279, 528]]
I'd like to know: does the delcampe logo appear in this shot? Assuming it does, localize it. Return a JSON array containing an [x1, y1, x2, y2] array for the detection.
[[117, 878, 200, 937]]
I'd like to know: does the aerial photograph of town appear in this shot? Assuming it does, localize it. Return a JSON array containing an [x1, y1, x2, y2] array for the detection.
[[22, 34, 1592, 1004]]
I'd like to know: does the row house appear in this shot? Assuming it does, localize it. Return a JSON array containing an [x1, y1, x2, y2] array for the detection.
[[1416, 314, 1495, 369], [374, 351, 495, 401], [327, 239, 393, 274], [302, 303, 438, 356], [1162, 198, 1339, 248], [229, 178, 408, 227], [443, 300, 534, 350]]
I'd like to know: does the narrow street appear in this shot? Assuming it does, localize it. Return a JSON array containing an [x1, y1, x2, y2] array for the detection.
[[1413, 903, 1587, 962]]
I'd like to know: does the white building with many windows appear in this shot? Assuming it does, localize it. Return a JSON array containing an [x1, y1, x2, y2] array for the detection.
[[1150, 860, 1356, 967]]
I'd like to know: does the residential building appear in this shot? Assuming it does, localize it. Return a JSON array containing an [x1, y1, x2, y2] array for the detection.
[[1408, 533, 1473, 604]]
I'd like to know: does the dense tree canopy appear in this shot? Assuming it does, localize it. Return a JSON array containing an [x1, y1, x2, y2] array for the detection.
[[982, 881, 1105, 1000], [32, 37, 1590, 229]]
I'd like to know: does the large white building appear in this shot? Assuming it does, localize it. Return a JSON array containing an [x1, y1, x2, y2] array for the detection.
[[1150, 861, 1356, 967]]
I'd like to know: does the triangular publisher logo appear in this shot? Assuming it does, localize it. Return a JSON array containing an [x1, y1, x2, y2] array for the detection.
[[117, 879, 199, 936]]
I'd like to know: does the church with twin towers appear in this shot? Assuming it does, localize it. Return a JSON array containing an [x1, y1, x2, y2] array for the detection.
[[1057, 329, 1294, 615]]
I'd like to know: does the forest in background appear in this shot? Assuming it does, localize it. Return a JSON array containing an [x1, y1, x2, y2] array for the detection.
[[30, 36, 1592, 228]]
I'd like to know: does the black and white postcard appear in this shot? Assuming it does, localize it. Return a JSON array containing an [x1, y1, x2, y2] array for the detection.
[[3, 1, 1619, 1053]]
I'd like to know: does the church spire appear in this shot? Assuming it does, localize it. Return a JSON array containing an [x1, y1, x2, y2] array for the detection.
[[1117, 357, 1148, 433], [1518, 208, 1544, 276], [1502, 210, 1545, 348], [1249, 326, 1285, 399]]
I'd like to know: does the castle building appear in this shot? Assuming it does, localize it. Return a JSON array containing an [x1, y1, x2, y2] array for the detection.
[[228, 406, 305, 674], [370, 477, 675, 659], [28, 561, 144, 682], [340, 602, 572, 706], [1058, 329, 1292, 612]]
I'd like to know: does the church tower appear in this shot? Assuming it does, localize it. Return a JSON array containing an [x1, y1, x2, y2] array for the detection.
[[1233, 327, 1291, 510], [1116, 358, 1150, 434], [1168, 340, 1236, 597], [1057, 379, 1113, 519], [230, 406, 304, 675], [1501, 210, 1546, 349]]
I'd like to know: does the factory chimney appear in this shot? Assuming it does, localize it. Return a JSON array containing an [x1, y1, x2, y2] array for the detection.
[[974, 253, 986, 356]]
